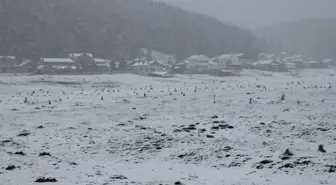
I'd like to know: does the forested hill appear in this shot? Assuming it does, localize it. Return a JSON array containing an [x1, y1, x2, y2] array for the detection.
[[256, 18, 336, 59], [0, 0, 264, 60]]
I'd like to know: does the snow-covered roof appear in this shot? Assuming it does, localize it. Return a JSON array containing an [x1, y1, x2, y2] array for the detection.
[[218, 54, 232, 59], [208, 61, 217, 65], [290, 59, 305, 63], [284, 62, 296, 65], [14, 61, 30, 67], [305, 61, 319, 64], [322, 59, 332, 63], [253, 60, 276, 65], [218, 53, 244, 59], [53, 66, 72, 70], [259, 53, 274, 59], [96, 63, 110, 67], [0, 56, 15, 60], [132, 61, 164, 67], [94, 58, 106, 63], [94, 59, 110, 67], [71, 53, 93, 58], [38, 65, 77, 70], [187, 55, 210, 61], [43, 58, 75, 63]]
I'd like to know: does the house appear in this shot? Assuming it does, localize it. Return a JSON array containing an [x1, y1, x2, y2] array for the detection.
[[324, 59, 334, 66], [140, 48, 176, 66], [217, 53, 244, 70], [239, 59, 254, 69], [303, 61, 322, 68], [94, 58, 111, 73], [186, 55, 211, 71], [283, 62, 296, 70], [171, 62, 187, 74], [41, 58, 78, 74], [70, 53, 95, 68], [208, 61, 218, 70], [252, 60, 285, 71], [132, 61, 166, 75], [0, 56, 16, 73], [283, 55, 306, 68], [321, 59, 332, 68], [258, 53, 275, 61], [13, 59, 32, 73]]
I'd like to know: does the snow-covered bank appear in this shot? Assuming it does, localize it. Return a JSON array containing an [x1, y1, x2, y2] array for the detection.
[[1, 69, 336, 185]]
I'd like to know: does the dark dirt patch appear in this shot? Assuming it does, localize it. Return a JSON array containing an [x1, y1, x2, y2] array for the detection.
[[39, 152, 51, 157], [13, 151, 26, 156], [17, 130, 31, 137], [206, 134, 214, 138], [178, 152, 196, 159], [110, 175, 127, 180], [218, 124, 234, 129], [35, 177, 58, 183], [279, 163, 295, 169], [5, 165, 16, 171]]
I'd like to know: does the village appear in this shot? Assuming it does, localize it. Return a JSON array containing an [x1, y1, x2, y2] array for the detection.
[[0, 50, 334, 77]]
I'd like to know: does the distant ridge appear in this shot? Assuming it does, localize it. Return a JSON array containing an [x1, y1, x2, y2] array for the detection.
[[0, 0, 263, 60]]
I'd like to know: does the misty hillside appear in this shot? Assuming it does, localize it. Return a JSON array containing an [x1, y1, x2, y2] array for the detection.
[[256, 18, 336, 59], [0, 0, 263, 60]]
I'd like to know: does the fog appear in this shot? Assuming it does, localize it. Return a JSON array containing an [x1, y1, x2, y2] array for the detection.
[[163, 0, 336, 29]]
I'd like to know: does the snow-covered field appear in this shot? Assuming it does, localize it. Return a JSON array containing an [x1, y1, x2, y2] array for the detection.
[[1, 69, 336, 185]]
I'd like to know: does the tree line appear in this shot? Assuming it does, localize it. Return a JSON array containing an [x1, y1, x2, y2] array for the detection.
[[0, 0, 265, 61]]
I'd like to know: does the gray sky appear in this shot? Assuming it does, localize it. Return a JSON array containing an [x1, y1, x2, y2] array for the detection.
[[162, 0, 336, 29]]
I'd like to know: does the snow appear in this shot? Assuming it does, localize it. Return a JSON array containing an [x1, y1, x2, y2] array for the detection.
[[1, 69, 336, 185], [14, 61, 30, 67], [71, 53, 93, 58], [94, 59, 106, 63], [218, 53, 244, 60], [151, 71, 169, 75], [187, 55, 211, 61], [305, 61, 320, 64], [95, 59, 110, 67], [132, 61, 165, 67], [0, 56, 16, 60], [253, 60, 276, 65], [43, 58, 74, 63]]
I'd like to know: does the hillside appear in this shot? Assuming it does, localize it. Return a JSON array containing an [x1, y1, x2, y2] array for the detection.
[[256, 18, 336, 59], [0, 0, 263, 60]]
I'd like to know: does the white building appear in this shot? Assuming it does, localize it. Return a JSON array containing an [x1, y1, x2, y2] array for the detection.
[[321, 59, 332, 67], [208, 61, 218, 70], [40, 58, 78, 73], [217, 53, 243, 69], [70, 53, 93, 59], [252, 60, 284, 71], [132, 61, 166, 75], [283, 62, 296, 70], [0, 56, 16, 73], [258, 53, 275, 61], [186, 55, 211, 70], [94, 58, 111, 73]]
